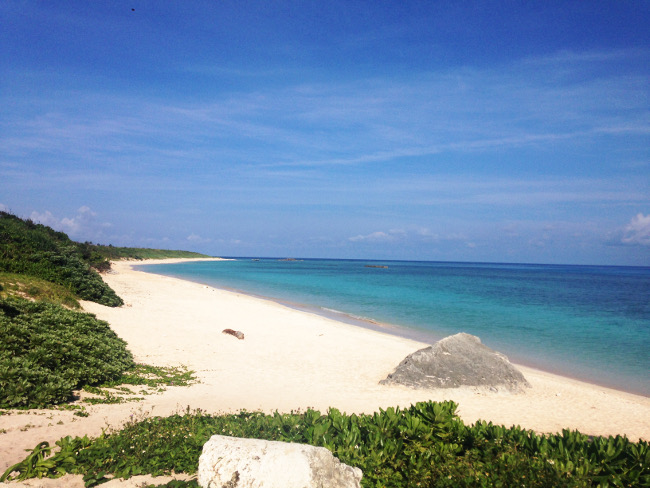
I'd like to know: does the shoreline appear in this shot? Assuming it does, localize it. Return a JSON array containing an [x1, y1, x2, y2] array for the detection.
[[105, 259, 650, 438], [1, 258, 649, 477], [135, 259, 648, 398]]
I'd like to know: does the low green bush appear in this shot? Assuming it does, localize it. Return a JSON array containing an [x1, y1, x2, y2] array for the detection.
[[0, 212, 123, 306], [1, 211, 210, 307], [0, 297, 134, 408], [0, 272, 81, 308], [3, 402, 648, 487]]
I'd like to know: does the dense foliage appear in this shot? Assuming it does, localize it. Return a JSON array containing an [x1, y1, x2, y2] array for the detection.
[[0, 297, 134, 408], [0, 272, 81, 308], [85, 244, 210, 261], [0, 212, 122, 306], [3, 402, 647, 487]]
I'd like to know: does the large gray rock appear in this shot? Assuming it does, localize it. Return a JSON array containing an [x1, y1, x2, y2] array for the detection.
[[198, 435, 362, 488], [380, 333, 530, 392]]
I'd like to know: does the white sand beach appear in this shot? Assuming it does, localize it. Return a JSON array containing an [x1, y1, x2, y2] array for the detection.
[[1, 258, 649, 484]]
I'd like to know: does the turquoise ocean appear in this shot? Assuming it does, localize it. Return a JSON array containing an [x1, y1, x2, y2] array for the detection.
[[140, 259, 650, 396]]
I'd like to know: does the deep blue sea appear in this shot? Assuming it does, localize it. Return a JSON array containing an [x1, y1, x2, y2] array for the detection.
[[140, 259, 650, 396]]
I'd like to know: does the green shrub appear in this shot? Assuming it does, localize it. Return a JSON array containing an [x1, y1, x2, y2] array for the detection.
[[0, 212, 122, 306], [0, 211, 210, 306], [3, 402, 648, 487], [0, 272, 81, 308], [0, 297, 134, 408]]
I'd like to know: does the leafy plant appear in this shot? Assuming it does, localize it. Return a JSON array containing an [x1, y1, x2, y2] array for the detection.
[[0, 272, 81, 308], [106, 363, 197, 389], [3, 402, 647, 487], [1, 436, 92, 482], [0, 297, 134, 407], [144, 481, 199, 488], [79, 364, 197, 405], [0, 211, 211, 307], [0, 212, 122, 306]]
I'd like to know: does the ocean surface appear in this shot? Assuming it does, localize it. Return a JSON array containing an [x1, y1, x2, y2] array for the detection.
[[140, 259, 650, 396]]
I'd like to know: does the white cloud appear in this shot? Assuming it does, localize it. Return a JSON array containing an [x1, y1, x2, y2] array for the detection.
[[349, 228, 469, 245], [29, 206, 106, 241], [528, 238, 548, 248], [349, 231, 393, 243], [29, 210, 60, 228], [416, 227, 437, 237], [187, 233, 212, 244], [0, 203, 8, 212], [60, 206, 96, 235], [621, 213, 650, 246], [5, 47, 647, 181], [414, 228, 468, 242]]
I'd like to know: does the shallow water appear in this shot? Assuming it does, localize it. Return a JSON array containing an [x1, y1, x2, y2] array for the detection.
[[140, 259, 650, 396]]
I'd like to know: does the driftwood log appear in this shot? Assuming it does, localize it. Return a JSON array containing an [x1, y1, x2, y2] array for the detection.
[[222, 328, 245, 340]]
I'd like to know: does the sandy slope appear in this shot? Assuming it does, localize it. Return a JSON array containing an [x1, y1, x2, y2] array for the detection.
[[1, 258, 648, 485]]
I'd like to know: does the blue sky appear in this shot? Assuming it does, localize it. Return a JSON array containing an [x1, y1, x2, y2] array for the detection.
[[1, 1, 649, 265]]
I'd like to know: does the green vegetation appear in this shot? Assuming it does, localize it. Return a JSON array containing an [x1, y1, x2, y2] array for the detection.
[[0, 211, 203, 410], [0, 296, 134, 408], [79, 364, 197, 405], [0, 211, 211, 307], [2, 402, 647, 487], [143, 482, 199, 488], [84, 244, 210, 261], [0, 272, 81, 308], [0, 296, 197, 409], [104, 363, 197, 390], [0, 212, 122, 306]]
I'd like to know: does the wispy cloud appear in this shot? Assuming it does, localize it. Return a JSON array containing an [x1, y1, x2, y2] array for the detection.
[[332, 174, 648, 209], [29, 206, 111, 241], [186, 233, 212, 244], [2, 45, 648, 264], [349, 231, 396, 243], [2, 48, 647, 178], [522, 47, 648, 65], [621, 214, 650, 246], [349, 228, 470, 245]]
